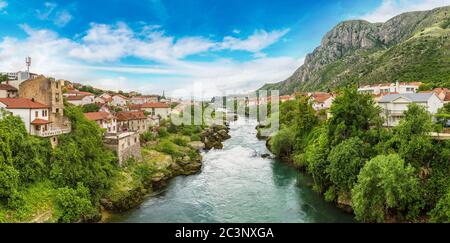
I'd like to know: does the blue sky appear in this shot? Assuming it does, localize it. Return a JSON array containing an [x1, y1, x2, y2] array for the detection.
[[1, 0, 449, 97]]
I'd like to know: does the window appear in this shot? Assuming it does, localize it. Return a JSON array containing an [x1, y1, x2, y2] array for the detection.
[[35, 111, 39, 118]]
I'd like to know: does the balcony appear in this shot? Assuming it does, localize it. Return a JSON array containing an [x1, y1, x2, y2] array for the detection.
[[34, 126, 71, 137]]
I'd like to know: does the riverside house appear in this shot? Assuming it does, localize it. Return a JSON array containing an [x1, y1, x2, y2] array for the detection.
[[103, 131, 142, 166], [17, 76, 71, 146], [0, 98, 71, 141], [377, 92, 444, 127]]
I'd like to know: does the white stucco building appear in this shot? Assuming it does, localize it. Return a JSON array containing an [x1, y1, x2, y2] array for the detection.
[[377, 93, 443, 127], [112, 94, 129, 107], [358, 82, 422, 95], [66, 95, 95, 106], [140, 102, 171, 120], [0, 98, 60, 136]]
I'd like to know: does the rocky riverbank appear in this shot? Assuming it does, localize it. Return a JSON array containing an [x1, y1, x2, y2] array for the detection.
[[201, 124, 231, 150]]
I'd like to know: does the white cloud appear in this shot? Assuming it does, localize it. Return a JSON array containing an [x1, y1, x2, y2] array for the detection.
[[54, 10, 73, 27], [36, 2, 57, 20], [36, 2, 73, 27], [361, 0, 450, 23], [0, 1, 8, 10], [220, 29, 290, 53], [232, 29, 241, 34], [0, 24, 298, 97]]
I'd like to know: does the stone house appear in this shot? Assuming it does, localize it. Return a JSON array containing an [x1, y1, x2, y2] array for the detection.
[[18, 76, 67, 128], [103, 132, 142, 166], [116, 110, 149, 134]]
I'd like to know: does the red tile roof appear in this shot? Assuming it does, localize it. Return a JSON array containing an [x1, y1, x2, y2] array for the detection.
[[78, 91, 94, 96], [311, 93, 333, 103], [116, 111, 147, 121], [66, 95, 87, 101], [84, 111, 112, 121], [0, 84, 18, 91], [0, 98, 49, 109], [140, 102, 169, 108], [31, 119, 52, 125], [113, 94, 129, 100]]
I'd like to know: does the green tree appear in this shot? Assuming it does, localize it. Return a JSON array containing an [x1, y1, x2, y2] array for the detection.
[[0, 164, 19, 201], [327, 87, 381, 146], [55, 183, 97, 223], [430, 187, 450, 223], [352, 154, 421, 222], [305, 127, 331, 192], [81, 103, 100, 113], [327, 137, 370, 195], [50, 105, 117, 196], [0, 74, 8, 83], [395, 103, 434, 168]]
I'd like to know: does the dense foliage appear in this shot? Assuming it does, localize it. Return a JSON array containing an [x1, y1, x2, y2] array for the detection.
[[352, 154, 421, 222], [270, 87, 450, 222]]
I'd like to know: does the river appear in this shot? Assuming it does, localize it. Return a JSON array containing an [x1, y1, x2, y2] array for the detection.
[[109, 119, 354, 223]]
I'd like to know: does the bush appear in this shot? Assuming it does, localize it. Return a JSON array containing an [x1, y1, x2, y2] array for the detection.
[[430, 188, 450, 222], [0, 164, 19, 201], [190, 134, 201, 142], [171, 136, 189, 146], [55, 183, 97, 223], [270, 126, 296, 158], [155, 140, 181, 157], [140, 131, 156, 143], [158, 128, 169, 138], [352, 154, 422, 222]]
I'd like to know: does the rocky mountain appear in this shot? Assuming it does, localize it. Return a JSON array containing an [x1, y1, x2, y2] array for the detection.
[[260, 6, 450, 94]]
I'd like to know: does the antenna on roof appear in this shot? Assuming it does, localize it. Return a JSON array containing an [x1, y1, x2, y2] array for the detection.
[[25, 57, 31, 74]]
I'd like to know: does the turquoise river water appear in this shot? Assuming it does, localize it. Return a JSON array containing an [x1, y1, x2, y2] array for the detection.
[[109, 119, 354, 223]]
